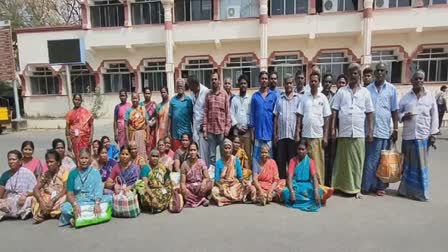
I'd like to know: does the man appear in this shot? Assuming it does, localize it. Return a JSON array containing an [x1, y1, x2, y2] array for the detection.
[[250, 71, 278, 167], [269, 71, 282, 98], [436, 85, 447, 131], [398, 70, 438, 201], [321, 73, 336, 186], [331, 63, 374, 199], [362, 63, 399, 196], [362, 67, 374, 87], [297, 72, 331, 183], [295, 69, 306, 96], [168, 78, 193, 151], [304, 65, 323, 94], [203, 71, 231, 166], [231, 74, 252, 158], [113, 89, 131, 148], [274, 74, 301, 179], [188, 75, 210, 166], [223, 77, 235, 102]]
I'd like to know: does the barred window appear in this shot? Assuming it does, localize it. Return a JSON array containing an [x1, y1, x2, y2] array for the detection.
[[30, 67, 59, 95], [411, 47, 448, 82], [141, 60, 166, 91], [103, 63, 135, 93], [132, 0, 164, 25], [181, 57, 216, 88], [223, 55, 260, 88], [70, 65, 96, 93], [315, 51, 351, 78], [91, 0, 125, 27], [268, 54, 305, 85]]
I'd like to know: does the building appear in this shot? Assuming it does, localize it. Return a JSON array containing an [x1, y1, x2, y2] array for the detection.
[[15, 0, 448, 120]]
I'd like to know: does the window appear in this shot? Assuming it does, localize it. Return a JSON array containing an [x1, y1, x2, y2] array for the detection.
[[181, 58, 216, 88], [371, 49, 403, 84], [223, 55, 260, 88], [141, 60, 167, 91], [220, 0, 259, 19], [70, 65, 96, 94], [423, 0, 448, 5], [103, 63, 135, 93], [315, 51, 351, 78], [319, 0, 358, 12], [268, 54, 305, 84], [91, 0, 125, 27], [175, 0, 212, 22], [132, 0, 164, 25], [412, 47, 448, 82], [387, 0, 412, 8], [271, 0, 308, 15], [30, 67, 60, 95]]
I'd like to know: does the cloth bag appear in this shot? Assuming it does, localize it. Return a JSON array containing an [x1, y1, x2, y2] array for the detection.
[[74, 202, 112, 228], [168, 172, 184, 213], [112, 177, 140, 218], [376, 144, 402, 183]]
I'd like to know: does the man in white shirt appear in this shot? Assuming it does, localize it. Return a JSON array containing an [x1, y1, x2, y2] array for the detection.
[[188, 76, 210, 167], [296, 71, 331, 183], [331, 63, 374, 199], [435, 85, 447, 131], [398, 70, 438, 201], [231, 74, 252, 158]]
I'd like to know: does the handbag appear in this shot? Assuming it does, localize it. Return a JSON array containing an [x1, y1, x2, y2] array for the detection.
[[376, 144, 403, 184], [112, 177, 141, 218], [168, 190, 184, 214], [74, 202, 112, 228]]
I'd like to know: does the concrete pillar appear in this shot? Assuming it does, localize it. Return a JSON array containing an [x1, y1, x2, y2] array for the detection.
[[162, 0, 175, 98], [259, 0, 269, 71], [80, 0, 91, 29], [309, 0, 317, 15], [122, 0, 131, 27], [361, 0, 374, 67]]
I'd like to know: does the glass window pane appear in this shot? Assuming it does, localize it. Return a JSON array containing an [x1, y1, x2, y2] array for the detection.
[[271, 0, 284, 15]]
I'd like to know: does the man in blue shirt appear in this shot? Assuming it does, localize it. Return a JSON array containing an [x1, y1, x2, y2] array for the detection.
[[250, 71, 278, 168], [168, 78, 193, 151]]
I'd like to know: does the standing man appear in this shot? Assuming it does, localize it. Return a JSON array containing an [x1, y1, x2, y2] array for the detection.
[[250, 71, 278, 167], [297, 72, 331, 183], [398, 70, 438, 201], [295, 69, 306, 96], [188, 75, 210, 166], [362, 67, 374, 87], [203, 71, 231, 166], [113, 89, 131, 148], [331, 63, 374, 199], [362, 63, 399, 196], [269, 71, 282, 98], [168, 78, 193, 151], [274, 74, 301, 179], [436, 85, 447, 132], [223, 77, 235, 103], [231, 74, 252, 158]]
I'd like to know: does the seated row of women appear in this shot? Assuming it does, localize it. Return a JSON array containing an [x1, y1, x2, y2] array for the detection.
[[0, 136, 332, 226]]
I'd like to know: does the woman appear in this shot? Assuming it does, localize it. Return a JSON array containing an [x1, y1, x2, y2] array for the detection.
[[125, 93, 150, 160], [282, 141, 330, 212], [21, 141, 46, 177], [90, 139, 101, 169], [129, 141, 147, 169], [135, 149, 172, 213], [0, 150, 37, 221], [52, 138, 76, 172], [141, 87, 158, 154], [180, 142, 212, 208], [232, 136, 251, 181], [211, 139, 255, 207], [251, 145, 285, 205], [97, 143, 118, 183], [157, 139, 174, 171], [59, 148, 112, 226], [164, 136, 175, 159], [32, 149, 68, 223], [105, 146, 141, 192], [156, 87, 170, 142], [173, 134, 190, 172], [114, 89, 131, 148], [101, 136, 119, 160], [66, 93, 94, 161]]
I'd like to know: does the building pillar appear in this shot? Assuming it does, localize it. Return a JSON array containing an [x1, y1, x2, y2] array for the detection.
[[162, 0, 175, 98], [122, 0, 131, 27], [80, 0, 91, 29], [259, 0, 269, 71], [309, 0, 317, 15], [213, 0, 220, 20], [361, 0, 374, 67]]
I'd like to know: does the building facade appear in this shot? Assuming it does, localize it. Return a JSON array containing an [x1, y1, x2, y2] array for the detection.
[[15, 0, 448, 119]]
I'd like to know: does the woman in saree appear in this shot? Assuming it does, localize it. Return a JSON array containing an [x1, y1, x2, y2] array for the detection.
[[282, 141, 332, 212], [52, 138, 76, 172], [32, 149, 68, 223], [125, 93, 150, 160], [135, 149, 172, 213], [211, 139, 255, 207], [101, 136, 119, 161], [0, 150, 37, 221], [156, 87, 170, 142], [173, 134, 190, 172], [232, 136, 251, 181], [21, 140, 46, 177], [59, 148, 112, 226], [97, 143, 118, 183], [164, 136, 175, 159], [114, 89, 131, 148], [66, 93, 94, 161], [180, 142, 212, 208], [105, 146, 141, 192], [90, 139, 101, 169], [141, 87, 157, 155], [129, 141, 147, 169], [158, 139, 174, 172]]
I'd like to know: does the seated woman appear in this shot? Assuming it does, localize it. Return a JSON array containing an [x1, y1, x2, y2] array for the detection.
[[164, 136, 175, 159], [135, 149, 172, 213], [101, 136, 119, 160], [211, 139, 255, 207], [158, 139, 174, 171], [52, 138, 77, 172], [251, 144, 286, 206], [282, 141, 332, 212], [180, 142, 212, 208], [173, 134, 190, 172], [129, 141, 147, 169], [59, 148, 112, 226], [32, 149, 68, 223], [0, 150, 37, 221], [105, 146, 140, 193], [21, 140, 46, 177], [232, 136, 251, 181], [97, 143, 118, 183], [90, 140, 101, 169]]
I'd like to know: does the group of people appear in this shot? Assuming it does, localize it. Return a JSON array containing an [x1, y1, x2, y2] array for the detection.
[[0, 62, 440, 227]]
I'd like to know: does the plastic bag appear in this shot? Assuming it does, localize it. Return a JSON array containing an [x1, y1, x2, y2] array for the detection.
[[74, 202, 112, 228], [376, 145, 402, 183]]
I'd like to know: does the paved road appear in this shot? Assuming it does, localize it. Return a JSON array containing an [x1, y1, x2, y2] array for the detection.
[[0, 129, 447, 252]]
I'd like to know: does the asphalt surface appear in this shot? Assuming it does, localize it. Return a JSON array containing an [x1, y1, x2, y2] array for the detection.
[[0, 128, 447, 252]]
